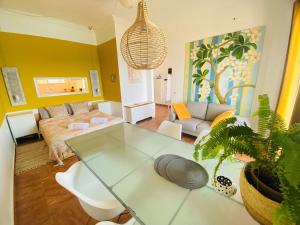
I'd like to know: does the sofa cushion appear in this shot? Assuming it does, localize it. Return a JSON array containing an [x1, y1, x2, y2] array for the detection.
[[172, 103, 191, 120], [211, 110, 235, 127], [205, 103, 235, 121], [175, 118, 204, 132], [187, 102, 208, 120], [196, 120, 212, 132]]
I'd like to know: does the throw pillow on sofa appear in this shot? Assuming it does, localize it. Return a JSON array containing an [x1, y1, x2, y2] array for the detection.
[[211, 110, 236, 127], [172, 103, 191, 121]]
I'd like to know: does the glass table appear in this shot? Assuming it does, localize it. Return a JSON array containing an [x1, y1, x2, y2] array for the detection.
[[66, 122, 258, 225]]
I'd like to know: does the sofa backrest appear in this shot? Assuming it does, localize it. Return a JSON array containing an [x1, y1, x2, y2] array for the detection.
[[205, 103, 235, 121], [187, 102, 208, 120]]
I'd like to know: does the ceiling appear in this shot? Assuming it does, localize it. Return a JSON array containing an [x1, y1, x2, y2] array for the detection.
[[0, 0, 203, 43], [0, 0, 138, 43]]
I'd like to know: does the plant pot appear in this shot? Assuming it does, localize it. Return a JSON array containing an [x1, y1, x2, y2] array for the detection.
[[247, 164, 283, 203], [240, 166, 281, 225]]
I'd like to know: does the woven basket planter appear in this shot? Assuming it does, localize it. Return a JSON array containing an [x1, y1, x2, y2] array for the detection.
[[240, 167, 281, 225]]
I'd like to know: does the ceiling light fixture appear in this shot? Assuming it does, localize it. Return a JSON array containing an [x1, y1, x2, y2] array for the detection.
[[120, 0, 167, 70]]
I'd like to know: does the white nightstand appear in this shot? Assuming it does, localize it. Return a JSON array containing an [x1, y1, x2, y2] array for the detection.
[[97, 101, 113, 115], [6, 111, 39, 144]]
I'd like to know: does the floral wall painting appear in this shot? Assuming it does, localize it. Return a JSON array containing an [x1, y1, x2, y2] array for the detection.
[[184, 26, 266, 116]]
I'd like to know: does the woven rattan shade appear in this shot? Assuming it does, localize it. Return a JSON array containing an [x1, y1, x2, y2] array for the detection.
[[121, 0, 167, 70]]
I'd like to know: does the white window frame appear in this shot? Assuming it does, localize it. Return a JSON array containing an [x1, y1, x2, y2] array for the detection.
[[2, 67, 27, 106], [34, 77, 89, 98]]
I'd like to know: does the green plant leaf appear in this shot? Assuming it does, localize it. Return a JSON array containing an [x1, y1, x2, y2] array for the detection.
[[192, 59, 199, 65], [203, 49, 208, 58], [196, 79, 202, 86], [232, 46, 243, 59], [220, 47, 226, 53], [197, 51, 203, 59], [238, 34, 245, 44], [199, 61, 206, 68], [243, 46, 250, 53], [250, 43, 257, 49], [203, 69, 209, 76], [228, 44, 234, 51], [217, 55, 227, 63]]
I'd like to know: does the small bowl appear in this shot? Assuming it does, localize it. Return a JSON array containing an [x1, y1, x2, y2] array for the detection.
[[214, 175, 237, 197]]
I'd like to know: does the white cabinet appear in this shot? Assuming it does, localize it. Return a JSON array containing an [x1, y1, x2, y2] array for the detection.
[[6, 111, 39, 144], [96, 101, 123, 117], [154, 76, 171, 105], [124, 102, 155, 124]]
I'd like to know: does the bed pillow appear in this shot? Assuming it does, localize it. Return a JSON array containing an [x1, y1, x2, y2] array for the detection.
[[38, 108, 50, 120], [46, 105, 69, 118], [65, 103, 73, 115], [69, 101, 89, 115]]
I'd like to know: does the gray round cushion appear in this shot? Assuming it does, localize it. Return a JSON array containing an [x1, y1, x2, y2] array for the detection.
[[154, 154, 178, 172], [166, 158, 209, 190], [154, 154, 209, 190], [155, 155, 180, 178]]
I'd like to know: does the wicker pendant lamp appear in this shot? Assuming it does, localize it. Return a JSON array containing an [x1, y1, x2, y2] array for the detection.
[[120, 0, 167, 70]]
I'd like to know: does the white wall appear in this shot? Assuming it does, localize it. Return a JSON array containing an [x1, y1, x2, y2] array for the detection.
[[0, 8, 97, 45], [113, 16, 154, 107], [148, 0, 294, 110], [0, 119, 15, 225]]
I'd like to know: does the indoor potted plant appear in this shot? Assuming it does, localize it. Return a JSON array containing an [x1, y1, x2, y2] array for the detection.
[[194, 94, 300, 225]]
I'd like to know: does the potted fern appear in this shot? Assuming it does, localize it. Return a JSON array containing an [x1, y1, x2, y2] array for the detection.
[[194, 94, 300, 225]]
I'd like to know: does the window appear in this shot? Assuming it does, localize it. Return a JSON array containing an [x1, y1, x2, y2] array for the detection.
[[2, 67, 27, 106], [34, 77, 89, 97]]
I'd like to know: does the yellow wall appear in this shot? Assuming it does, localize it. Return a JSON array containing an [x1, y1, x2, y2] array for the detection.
[[0, 97, 5, 124], [0, 32, 104, 112], [277, 1, 300, 125], [0, 49, 6, 124], [97, 38, 121, 102]]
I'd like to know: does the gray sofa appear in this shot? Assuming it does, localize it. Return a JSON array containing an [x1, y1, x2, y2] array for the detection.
[[169, 102, 236, 137]]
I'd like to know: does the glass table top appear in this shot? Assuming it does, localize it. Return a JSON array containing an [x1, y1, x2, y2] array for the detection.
[[66, 122, 258, 225]]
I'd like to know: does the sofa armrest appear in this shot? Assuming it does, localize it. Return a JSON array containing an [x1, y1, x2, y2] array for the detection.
[[235, 116, 252, 128], [169, 111, 177, 122], [194, 128, 212, 145]]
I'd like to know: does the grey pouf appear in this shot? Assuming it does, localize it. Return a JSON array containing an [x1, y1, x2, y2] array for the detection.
[[154, 154, 209, 190]]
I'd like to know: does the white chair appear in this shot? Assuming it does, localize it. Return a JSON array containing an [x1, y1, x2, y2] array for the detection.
[[158, 120, 182, 140], [96, 218, 136, 225], [55, 161, 125, 221]]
